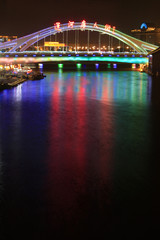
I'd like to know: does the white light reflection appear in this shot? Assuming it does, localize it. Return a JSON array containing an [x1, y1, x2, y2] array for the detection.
[[13, 84, 22, 102]]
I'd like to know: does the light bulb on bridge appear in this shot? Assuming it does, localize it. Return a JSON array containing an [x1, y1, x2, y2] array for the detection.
[[81, 20, 86, 29], [68, 21, 74, 28]]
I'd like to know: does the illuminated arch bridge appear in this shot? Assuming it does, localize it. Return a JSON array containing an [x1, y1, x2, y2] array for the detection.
[[0, 21, 158, 54]]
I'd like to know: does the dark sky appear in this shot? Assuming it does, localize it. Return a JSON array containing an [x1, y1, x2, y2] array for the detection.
[[1, 0, 160, 36]]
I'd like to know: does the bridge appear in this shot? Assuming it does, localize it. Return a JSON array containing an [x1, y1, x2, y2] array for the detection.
[[0, 51, 149, 65], [0, 21, 158, 66]]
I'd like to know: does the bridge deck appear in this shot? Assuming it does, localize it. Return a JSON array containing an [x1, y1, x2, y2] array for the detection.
[[0, 51, 148, 64]]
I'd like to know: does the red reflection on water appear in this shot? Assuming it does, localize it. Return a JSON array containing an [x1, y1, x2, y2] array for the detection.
[[46, 77, 88, 229], [99, 80, 114, 190], [74, 78, 86, 172], [45, 74, 114, 231]]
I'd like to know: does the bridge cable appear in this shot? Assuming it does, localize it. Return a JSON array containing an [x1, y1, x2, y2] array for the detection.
[[109, 35, 110, 52], [63, 32, 64, 52], [75, 30, 76, 53], [99, 33, 101, 53], [37, 35, 38, 51], [55, 34, 57, 51], [88, 30, 90, 53], [78, 30, 79, 52], [50, 31, 51, 51], [66, 31, 68, 52]]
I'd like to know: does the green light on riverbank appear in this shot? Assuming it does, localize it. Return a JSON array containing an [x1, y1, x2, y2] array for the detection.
[[58, 63, 63, 69]]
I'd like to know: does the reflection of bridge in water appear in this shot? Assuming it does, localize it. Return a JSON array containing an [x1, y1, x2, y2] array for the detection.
[[0, 21, 158, 66]]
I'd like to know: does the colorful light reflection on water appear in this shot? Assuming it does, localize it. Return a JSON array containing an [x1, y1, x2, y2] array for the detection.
[[0, 70, 158, 239]]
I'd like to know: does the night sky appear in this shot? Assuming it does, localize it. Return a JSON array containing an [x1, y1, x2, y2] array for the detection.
[[1, 0, 160, 37]]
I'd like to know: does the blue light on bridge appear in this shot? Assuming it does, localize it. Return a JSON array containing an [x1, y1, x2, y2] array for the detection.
[[33, 55, 36, 57], [93, 54, 96, 56], [51, 54, 54, 56], [42, 54, 45, 57], [95, 63, 99, 70], [15, 55, 18, 57], [117, 55, 120, 57], [59, 54, 62, 56], [68, 54, 71, 56], [84, 54, 88, 56], [76, 54, 79, 56], [132, 55, 135, 57], [38, 63, 43, 68], [101, 54, 103, 57], [5, 55, 9, 57], [124, 55, 127, 57], [109, 55, 112, 57], [113, 64, 117, 69], [24, 54, 28, 57]]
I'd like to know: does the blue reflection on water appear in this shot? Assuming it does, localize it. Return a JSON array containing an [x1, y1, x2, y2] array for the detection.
[[0, 70, 155, 239]]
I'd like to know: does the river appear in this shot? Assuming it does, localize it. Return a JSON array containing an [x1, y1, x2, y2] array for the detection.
[[0, 70, 160, 239]]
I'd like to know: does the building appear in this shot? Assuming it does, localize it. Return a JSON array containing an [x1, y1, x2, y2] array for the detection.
[[0, 35, 17, 43], [149, 47, 160, 76], [131, 23, 160, 46], [44, 41, 66, 51]]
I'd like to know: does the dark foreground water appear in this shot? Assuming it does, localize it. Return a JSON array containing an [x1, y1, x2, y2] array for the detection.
[[0, 70, 160, 239]]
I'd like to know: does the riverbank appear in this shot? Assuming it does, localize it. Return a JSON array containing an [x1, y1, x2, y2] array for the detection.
[[0, 76, 27, 90], [0, 70, 46, 91]]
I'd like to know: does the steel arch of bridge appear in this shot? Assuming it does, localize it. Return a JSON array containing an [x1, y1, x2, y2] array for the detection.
[[0, 22, 158, 54]]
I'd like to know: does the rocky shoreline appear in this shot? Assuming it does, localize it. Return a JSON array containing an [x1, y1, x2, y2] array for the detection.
[[0, 70, 46, 91]]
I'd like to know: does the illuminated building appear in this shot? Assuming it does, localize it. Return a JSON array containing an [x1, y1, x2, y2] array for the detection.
[[131, 22, 160, 46], [44, 42, 67, 51], [45, 42, 65, 48]]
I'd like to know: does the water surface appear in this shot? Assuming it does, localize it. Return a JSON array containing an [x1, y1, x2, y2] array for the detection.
[[0, 70, 160, 239]]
